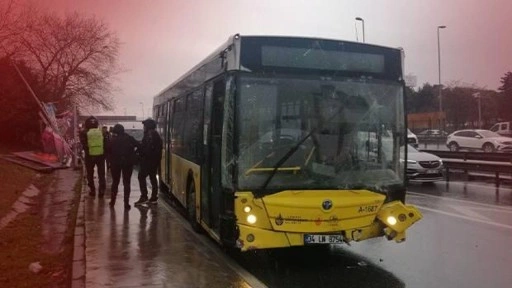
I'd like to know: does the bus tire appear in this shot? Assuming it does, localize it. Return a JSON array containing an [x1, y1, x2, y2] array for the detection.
[[187, 180, 202, 233]]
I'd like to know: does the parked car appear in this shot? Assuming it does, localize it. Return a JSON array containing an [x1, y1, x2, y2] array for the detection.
[[489, 122, 512, 137], [417, 129, 448, 139], [406, 144, 444, 182], [446, 129, 512, 152], [117, 121, 144, 141], [407, 129, 419, 148]]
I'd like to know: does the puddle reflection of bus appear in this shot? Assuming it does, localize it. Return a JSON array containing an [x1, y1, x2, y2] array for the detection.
[[152, 34, 422, 251]]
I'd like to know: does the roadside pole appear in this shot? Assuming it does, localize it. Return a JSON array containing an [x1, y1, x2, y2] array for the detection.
[[73, 105, 79, 169]]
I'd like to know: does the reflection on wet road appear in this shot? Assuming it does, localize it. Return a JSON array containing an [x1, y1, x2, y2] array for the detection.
[[84, 171, 253, 288], [230, 246, 404, 288], [84, 170, 512, 288]]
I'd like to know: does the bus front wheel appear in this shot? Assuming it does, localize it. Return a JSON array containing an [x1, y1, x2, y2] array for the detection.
[[187, 180, 202, 233]]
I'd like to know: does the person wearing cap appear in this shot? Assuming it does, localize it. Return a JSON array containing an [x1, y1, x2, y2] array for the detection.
[[106, 124, 140, 209], [135, 118, 162, 205], [79, 116, 106, 197]]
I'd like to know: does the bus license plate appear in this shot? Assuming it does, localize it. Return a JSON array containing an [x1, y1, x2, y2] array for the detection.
[[304, 234, 343, 244]]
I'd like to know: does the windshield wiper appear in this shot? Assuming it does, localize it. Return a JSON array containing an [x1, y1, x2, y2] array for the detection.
[[255, 104, 347, 196]]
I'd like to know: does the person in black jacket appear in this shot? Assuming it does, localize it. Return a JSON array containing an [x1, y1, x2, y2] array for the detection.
[[107, 124, 140, 209], [135, 118, 162, 205]]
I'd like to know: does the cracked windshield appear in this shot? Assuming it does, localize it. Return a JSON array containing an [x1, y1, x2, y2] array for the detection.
[[237, 76, 404, 191]]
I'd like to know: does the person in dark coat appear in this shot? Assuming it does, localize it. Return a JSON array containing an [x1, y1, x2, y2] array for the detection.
[[135, 118, 162, 205], [106, 124, 140, 209]]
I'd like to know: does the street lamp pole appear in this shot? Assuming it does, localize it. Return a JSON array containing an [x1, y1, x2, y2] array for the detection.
[[356, 17, 365, 43], [478, 96, 482, 129], [473, 92, 482, 128], [437, 25, 446, 129]]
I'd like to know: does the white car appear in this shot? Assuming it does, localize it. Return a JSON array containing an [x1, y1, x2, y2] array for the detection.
[[407, 129, 419, 148], [446, 129, 512, 152], [406, 145, 444, 182], [490, 121, 512, 137]]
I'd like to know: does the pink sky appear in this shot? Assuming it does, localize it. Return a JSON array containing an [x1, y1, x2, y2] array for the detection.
[[30, 0, 512, 117]]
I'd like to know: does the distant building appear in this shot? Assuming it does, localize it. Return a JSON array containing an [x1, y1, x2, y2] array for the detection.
[[408, 111, 446, 132]]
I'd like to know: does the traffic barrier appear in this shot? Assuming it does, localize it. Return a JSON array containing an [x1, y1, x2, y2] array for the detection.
[[421, 150, 512, 187]]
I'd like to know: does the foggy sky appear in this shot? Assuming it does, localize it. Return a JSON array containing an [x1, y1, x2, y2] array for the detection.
[[34, 0, 512, 118]]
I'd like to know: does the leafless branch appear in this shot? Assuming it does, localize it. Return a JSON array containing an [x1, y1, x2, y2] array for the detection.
[[17, 11, 121, 111]]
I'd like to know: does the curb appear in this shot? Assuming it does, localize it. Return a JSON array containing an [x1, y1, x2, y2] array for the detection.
[[71, 170, 86, 288]]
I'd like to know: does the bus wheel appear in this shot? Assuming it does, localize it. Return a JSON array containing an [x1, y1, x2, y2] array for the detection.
[[187, 180, 202, 233]]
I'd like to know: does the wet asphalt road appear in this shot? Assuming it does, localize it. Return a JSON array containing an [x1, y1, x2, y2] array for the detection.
[[84, 170, 512, 288]]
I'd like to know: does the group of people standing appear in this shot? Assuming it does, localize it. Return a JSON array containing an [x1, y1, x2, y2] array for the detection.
[[79, 117, 162, 210]]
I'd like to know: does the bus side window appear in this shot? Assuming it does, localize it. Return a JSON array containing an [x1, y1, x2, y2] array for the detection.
[[172, 97, 186, 156], [184, 89, 204, 162]]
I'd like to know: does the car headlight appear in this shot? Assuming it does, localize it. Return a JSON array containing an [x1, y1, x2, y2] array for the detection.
[[407, 160, 417, 164]]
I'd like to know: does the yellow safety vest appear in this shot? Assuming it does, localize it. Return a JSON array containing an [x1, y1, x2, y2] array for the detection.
[[87, 128, 104, 156]]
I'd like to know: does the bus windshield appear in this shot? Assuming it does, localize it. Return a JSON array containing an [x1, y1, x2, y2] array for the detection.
[[236, 75, 405, 194]]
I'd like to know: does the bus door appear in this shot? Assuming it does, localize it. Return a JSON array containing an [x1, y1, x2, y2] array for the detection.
[[201, 79, 225, 232]]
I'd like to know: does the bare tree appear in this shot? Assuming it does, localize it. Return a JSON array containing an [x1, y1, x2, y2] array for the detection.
[[18, 11, 121, 111], [0, 0, 30, 56]]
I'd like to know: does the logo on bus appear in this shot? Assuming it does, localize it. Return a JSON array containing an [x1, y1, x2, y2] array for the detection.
[[322, 200, 333, 210], [275, 214, 284, 226]]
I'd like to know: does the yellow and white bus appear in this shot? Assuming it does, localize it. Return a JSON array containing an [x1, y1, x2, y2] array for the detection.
[[153, 34, 421, 251]]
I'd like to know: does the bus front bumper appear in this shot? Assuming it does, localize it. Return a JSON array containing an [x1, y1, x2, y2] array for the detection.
[[235, 200, 422, 251]]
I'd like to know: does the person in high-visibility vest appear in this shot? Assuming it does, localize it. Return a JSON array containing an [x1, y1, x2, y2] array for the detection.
[[79, 116, 106, 197]]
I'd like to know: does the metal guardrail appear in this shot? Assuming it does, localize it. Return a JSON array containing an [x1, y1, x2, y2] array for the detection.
[[421, 150, 512, 163], [420, 150, 512, 186]]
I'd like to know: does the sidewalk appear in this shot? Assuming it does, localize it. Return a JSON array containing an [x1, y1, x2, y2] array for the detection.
[[75, 169, 255, 288], [0, 166, 82, 287]]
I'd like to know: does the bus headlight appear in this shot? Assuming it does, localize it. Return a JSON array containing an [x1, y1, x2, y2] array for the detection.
[[386, 216, 397, 226], [247, 214, 257, 224], [244, 206, 252, 213]]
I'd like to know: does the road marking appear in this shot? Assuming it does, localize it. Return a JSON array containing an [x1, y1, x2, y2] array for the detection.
[[416, 205, 512, 231], [160, 202, 268, 288], [407, 191, 512, 212], [470, 206, 512, 214], [449, 205, 491, 221]]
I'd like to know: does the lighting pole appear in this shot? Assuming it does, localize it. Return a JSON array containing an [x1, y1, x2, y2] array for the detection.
[[356, 17, 365, 43], [139, 102, 144, 119], [437, 25, 446, 129], [473, 92, 482, 128]]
